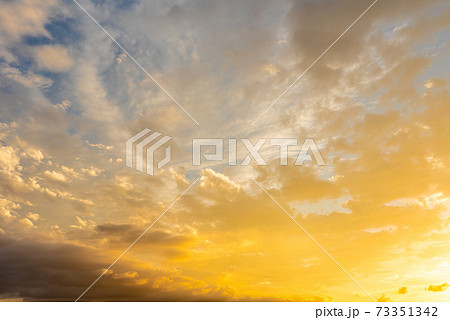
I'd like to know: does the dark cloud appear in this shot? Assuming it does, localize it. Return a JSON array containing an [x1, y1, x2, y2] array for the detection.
[[95, 222, 193, 246], [0, 233, 318, 301], [0, 233, 233, 301]]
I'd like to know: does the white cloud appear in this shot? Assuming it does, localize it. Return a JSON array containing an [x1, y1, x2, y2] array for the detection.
[[27, 212, 40, 222], [25, 148, 44, 163], [44, 170, 68, 182], [364, 225, 398, 234], [19, 218, 34, 228], [0, 63, 52, 89], [385, 193, 449, 210], [52, 100, 72, 112], [85, 141, 113, 150], [0, 0, 56, 43], [291, 196, 353, 216], [0, 146, 21, 172], [33, 45, 74, 72], [81, 166, 104, 177]]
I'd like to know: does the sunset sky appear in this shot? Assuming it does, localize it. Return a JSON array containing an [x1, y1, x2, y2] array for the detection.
[[0, 0, 449, 301]]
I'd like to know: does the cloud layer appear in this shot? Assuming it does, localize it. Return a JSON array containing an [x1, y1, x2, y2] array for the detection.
[[0, 0, 449, 301]]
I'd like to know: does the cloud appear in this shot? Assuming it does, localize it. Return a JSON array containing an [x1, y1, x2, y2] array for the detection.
[[0, 146, 21, 172], [364, 225, 398, 234], [0, 63, 53, 89], [0, 0, 56, 43], [25, 148, 44, 163], [0, 233, 237, 301], [0, 198, 20, 220], [397, 287, 407, 294], [33, 45, 74, 72], [81, 166, 104, 177], [376, 294, 392, 302], [0, 0, 449, 302], [52, 100, 72, 112], [426, 283, 448, 292], [423, 79, 447, 89], [44, 170, 68, 182], [19, 218, 34, 228], [199, 169, 241, 200], [94, 222, 193, 246], [291, 196, 352, 216], [27, 212, 40, 222], [60, 165, 81, 179]]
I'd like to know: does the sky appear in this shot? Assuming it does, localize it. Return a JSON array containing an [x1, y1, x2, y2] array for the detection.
[[0, 0, 449, 301]]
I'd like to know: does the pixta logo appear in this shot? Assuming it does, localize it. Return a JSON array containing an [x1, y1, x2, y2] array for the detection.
[[192, 138, 325, 166], [126, 129, 325, 175], [126, 128, 172, 175]]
